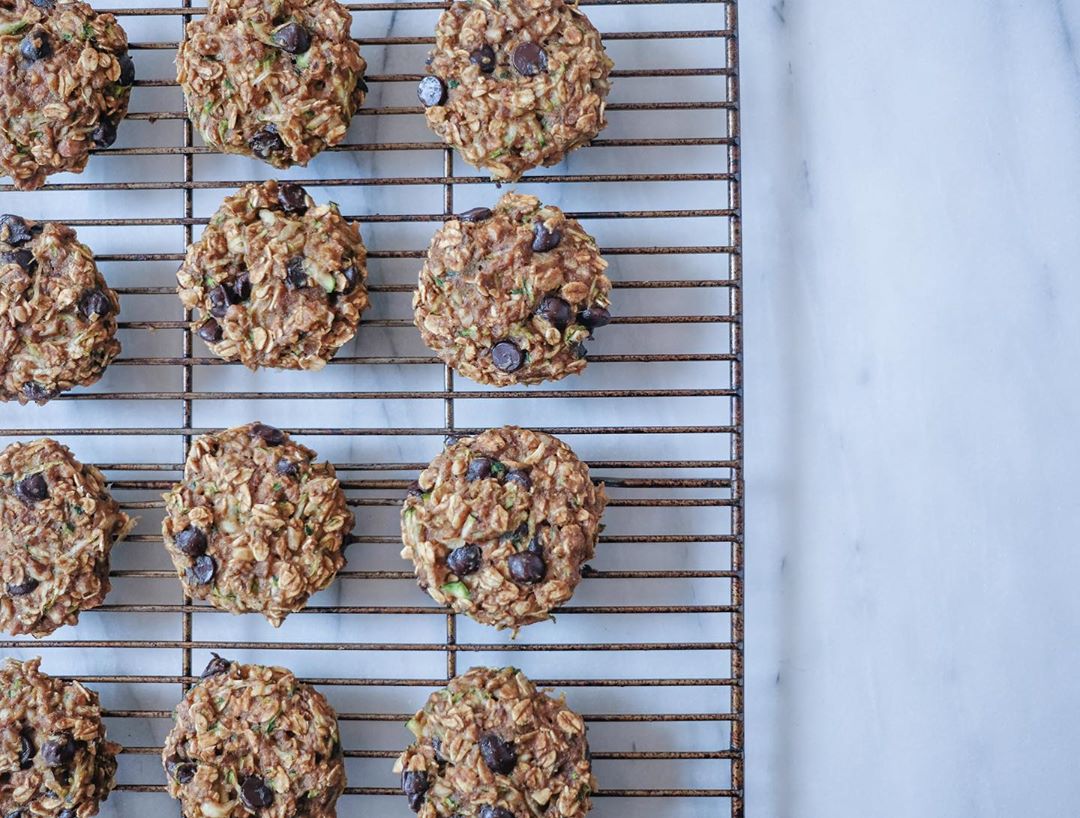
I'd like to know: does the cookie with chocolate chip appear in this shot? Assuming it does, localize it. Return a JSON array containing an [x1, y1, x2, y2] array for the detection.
[[0, 0, 134, 190], [161, 422, 352, 625], [163, 656, 345, 818], [175, 181, 369, 370], [1, 216, 122, 404], [176, 0, 366, 167], [0, 438, 133, 638], [0, 657, 121, 817], [413, 192, 611, 387], [394, 666, 595, 818], [401, 426, 606, 631], [420, 0, 612, 180]]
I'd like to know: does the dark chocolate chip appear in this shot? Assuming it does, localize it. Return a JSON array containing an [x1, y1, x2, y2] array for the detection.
[[240, 775, 274, 809], [57, 809, 77, 818], [186, 554, 216, 585], [339, 265, 359, 294], [466, 456, 493, 481], [512, 41, 547, 76], [469, 44, 496, 73], [277, 182, 308, 214], [447, 544, 482, 576], [286, 256, 307, 289], [250, 423, 285, 446], [41, 733, 76, 767], [227, 272, 251, 302], [173, 526, 207, 557], [508, 551, 546, 584], [18, 728, 34, 770], [201, 653, 230, 678], [417, 75, 447, 107], [406, 480, 423, 498], [78, 288, 111, 319], [578, 306, 610, 329], [491, 340, 523, 372], [0, 249, 35, 273], [15, 473, 48, 505], [574, 342, 587, 359], [6, 809, 26, 818], [505, 469, 531, 490], [480, 807, 514, 818], [0, 215, 33, 246], [197, 319, 223, 343], [6, 577, 39, 597], [276, 458, 299, 477], [118, 52, 135, 85], [271, 22, 311, 54], [207, 283, 237, 318], [91, 118, 118, 148], [478, 733, 517, 774], [402, 770, 429, 812], [527, 532, 544, 554], [458, 207, 492, 223], [535, 295, 572, 329], [20, 28, 50, 62], [21, 382, 53, 402], [531, 223, 562, 252], [173, 762, 196, 784], [294, 793, 311, 814], [249, 125, 285, 160]]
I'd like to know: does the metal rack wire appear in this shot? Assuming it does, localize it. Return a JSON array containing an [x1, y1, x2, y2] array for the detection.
[[0, 0, 742, 815]]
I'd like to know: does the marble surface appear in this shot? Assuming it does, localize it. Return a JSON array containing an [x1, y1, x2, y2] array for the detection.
[[743, 1, 1080, 816]]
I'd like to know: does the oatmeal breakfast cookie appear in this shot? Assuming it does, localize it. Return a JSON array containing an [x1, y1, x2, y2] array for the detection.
[[176, 180, 369, 370], [1, 215, 122, 404], [418, 0, 612, 181], [162, 421, 352, 625], [394, 666, 595, 818], [0, 657, 120, 818], [0, 0, 134, 190], [0, 438, 133, 638], [413, 192, 611, 387], [163, 656, 345, 818], [401, 426, 606, 630], [176, 0, 366, 167]]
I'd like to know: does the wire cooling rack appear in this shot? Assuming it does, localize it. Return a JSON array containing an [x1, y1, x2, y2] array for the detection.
[[0, 0, 742, 815]]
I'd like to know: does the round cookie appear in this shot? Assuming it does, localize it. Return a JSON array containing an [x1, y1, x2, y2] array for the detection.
[[0, 438, 133, 638], [0, 0, 134, 190], [394, 666, 595, 818], [400, 426, 606, 631], [176, 180, 369, 370], [1, 215, 122, 403], [413, 192, 611, 387], [0, 657, 120, 818], [163, 656, 345, 818], [420, 0, 612, 181], [176, 0, 366, 167], [162, 421, 352, 625]]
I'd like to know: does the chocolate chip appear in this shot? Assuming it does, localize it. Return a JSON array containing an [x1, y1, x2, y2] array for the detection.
[[201, 653, 230, 678], [173, 525, 207, 557], [535, 295, 572, 329], [15, 473, 47, 505], [20, 28, 50, 62], [505, 469, 531, 490], [240, 775, 274, 809], [512, 41, 547, 76], [173, 762, 196, 783], [0, 215, 33, 246], [406, 480, 423, 498], [466, 456, 493, 481], [227, 272, 251, 302], [470, 44, 496, 73], [250, 423, 285, 446], [18, 728, 34, 769], [531, 222, 562, 252], [21, 382, 53, 402], [186, 554, 216, 585], [458, 206, 492, 223], [117, 52, 135, 86], [286, 256, 307, 289], [574, 342, 587, 359], [339, 265, 359, 294], [447, 544, 482, 576], [508, 551, 545, 584], [6, 808, 26, 818], [276, 458, 299, 477], [480, 807, 514, 818], [41, 733, 76, 767], [0, 249, 35, 274], [249, 125, 285, 160], [277, 182, 308, 214], [78, 288, 111, 319], [6, 577, 39, 597], [197, 318, 223, 343], [478, 733, 517, 774], [402, 770, 429, 812], [527, 532, 544, 554], [491, 340, 523, 372], [91, 118, 117, 148], [271, 22, 311, 54], [207, 283, 237, 318], [294, 794, 311, 814], [417, 75, 447, 107], [578, 305, 610, 329], [57, 809, 77, 818]]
